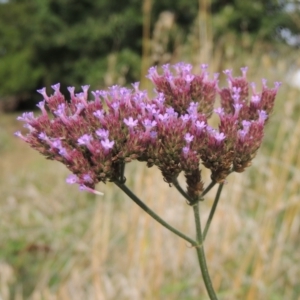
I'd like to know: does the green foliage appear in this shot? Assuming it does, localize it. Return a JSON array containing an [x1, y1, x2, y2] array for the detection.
[[0, 0, 145, 104], [0, 0, 299, 108], [0, 0, 199, 106], [0, 1, 41, 95], [29, 0, 144, 90], [0, 49, 42, 94], [211, 0, 299, 43]]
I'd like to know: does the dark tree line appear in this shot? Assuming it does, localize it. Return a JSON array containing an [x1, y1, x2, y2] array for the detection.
[[0, 0, 298, 110]]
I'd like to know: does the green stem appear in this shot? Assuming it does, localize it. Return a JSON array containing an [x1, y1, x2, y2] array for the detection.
[[173, 178, 216, 204], [114, 181, 197, 246], [193, 204, 218, 300], [203, 183, 224, 241], [200, 180, 216, 198], [118, 162, 126, 183], [172, 178, 194, 203]]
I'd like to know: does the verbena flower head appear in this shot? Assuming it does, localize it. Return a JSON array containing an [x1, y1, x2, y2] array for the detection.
[[16, 63, 280, 200]]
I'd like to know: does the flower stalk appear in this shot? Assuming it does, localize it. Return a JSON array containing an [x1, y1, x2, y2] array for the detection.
[[193, 203, 219, 300]]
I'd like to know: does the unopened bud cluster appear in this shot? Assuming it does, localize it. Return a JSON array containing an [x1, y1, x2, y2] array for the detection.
[[15, 63, 280, 200]]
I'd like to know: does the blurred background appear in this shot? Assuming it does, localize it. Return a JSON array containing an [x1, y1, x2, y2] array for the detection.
[[0, 0, 300, 299]]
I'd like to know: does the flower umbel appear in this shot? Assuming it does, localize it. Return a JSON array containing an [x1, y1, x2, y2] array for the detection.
[[16, 63, 280, 197]]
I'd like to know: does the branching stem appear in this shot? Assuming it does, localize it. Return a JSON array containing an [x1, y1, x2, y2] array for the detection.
[[203, 183, 224, 240], [172, 178, 194, 203], [114, 180, 197, 246]]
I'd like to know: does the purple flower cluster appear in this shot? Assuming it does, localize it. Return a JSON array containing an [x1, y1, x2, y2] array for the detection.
[[15, 63, 280, 199]]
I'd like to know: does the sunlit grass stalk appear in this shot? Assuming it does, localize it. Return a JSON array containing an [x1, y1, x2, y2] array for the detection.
[[141, 0, 152, 88]]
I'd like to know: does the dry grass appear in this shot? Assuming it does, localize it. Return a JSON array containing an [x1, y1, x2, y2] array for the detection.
[[1, 61, 300, 300]]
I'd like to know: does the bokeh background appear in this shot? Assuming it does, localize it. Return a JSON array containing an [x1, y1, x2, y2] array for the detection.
[[0, 0, 300, 299]]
